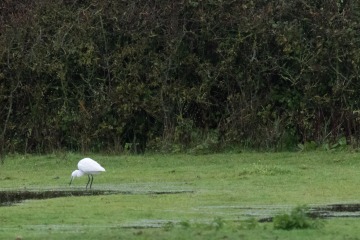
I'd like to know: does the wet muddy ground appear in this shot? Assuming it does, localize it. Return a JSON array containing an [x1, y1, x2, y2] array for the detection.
[[204, 204, 360, 221], [1, 189, 360, 223], [309, 203, 360, 218], [0, 189, 194, 206], [0, 190, 116, 206]]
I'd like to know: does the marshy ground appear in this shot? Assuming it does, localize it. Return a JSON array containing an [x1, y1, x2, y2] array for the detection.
[[2, 189, 360, 223], [1, 152, 360, 239]]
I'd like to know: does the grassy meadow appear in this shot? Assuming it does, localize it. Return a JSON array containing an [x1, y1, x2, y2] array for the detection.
[[0, 151, 360, 239]]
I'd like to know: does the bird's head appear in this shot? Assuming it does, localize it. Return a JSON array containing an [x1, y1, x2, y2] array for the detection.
[[69, 170, 84, 186], [71, 170, 84, 178]]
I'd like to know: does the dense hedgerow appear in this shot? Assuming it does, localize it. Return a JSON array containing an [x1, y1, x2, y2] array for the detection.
[[1, 0, 360, 155]]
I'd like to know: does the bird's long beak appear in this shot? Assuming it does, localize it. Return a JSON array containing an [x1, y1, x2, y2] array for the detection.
[[69, 177, 73, 186]]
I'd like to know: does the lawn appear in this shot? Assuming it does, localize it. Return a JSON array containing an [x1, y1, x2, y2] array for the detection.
[[0, 151, 359, 239]]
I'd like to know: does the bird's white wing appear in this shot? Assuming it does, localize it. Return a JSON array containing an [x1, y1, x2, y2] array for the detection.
[[78, 158, 105, 173]]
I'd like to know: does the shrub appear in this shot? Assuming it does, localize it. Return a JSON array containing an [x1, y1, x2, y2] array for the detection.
[[273, 205, 323, 230]]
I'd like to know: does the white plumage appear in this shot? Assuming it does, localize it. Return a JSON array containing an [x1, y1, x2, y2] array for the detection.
[[69, 158, 105, 189]]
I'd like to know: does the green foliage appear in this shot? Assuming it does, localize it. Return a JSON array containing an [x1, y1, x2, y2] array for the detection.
[[211, 217, 225, 230], [240, 218, 258, 230], [298, 141, 318, 152], [274, 205, 323, 230], [163, 221, 175, 231], [322, 137, 348, 151], [1, 0, 360, 153], [179, 220, 191, 229], [239, 162, 291, 176]]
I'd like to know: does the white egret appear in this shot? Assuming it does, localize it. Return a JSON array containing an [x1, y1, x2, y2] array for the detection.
[[69, 158, 105, 190]]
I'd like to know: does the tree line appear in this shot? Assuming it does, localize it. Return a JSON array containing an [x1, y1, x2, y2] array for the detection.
[[1, 0, 360, 157]]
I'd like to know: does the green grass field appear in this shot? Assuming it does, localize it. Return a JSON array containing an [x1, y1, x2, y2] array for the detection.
[[0, 151, 360, 239]]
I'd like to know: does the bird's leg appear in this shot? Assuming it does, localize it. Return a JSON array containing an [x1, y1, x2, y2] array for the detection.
[[89, 175, 94, 189], [69, 177, 73, 186], [86, 175, 91, 190]]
